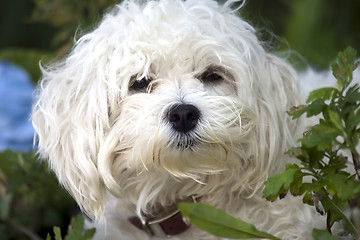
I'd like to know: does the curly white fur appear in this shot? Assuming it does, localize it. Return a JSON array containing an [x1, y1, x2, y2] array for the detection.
[[32, 0, 331, 239]]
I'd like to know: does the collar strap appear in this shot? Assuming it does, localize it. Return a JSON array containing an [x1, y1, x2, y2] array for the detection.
[[128, 196, 197, 237], [128, 210, 190, 237]]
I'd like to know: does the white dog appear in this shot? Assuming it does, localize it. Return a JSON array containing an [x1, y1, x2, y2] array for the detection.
[[32, 0, 333, 239]]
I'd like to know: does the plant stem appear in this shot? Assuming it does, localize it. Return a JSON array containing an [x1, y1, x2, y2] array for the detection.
[[326, 210, 332, 233], [322, 196, 359, 236], [351, 151, 360, 179]]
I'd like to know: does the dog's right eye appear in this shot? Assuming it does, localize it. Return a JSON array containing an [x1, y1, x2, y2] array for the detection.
[[196, 66, 225, 84], [129, 77, 151, 92]]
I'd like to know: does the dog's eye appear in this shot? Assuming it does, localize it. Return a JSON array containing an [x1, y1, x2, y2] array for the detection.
[[197, 67, 224, 84], [129, 77, 151, 91]]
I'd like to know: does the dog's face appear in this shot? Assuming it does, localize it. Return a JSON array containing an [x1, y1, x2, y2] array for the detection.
[[32, 0, 300, 219]]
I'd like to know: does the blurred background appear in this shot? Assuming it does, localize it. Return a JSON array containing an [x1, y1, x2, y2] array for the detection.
[[0, 0, 359, 239]]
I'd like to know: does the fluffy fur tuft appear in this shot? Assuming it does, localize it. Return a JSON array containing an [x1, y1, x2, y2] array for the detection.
[[32, 0, 331, 239]]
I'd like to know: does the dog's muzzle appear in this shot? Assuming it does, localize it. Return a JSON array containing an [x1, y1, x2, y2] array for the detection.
[[167, 104, 200, 133]]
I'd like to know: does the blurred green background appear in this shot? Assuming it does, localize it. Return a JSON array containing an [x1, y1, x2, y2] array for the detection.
[[1, 0, 359, 84], [0, 0, 359, 239]]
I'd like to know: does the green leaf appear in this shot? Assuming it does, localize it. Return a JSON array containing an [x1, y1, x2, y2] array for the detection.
[[287, 105, 308, 119], [302, 191, 314, 205], [320, 196, 358, 234], [178, 203, 280, 240], [305, 99, 327, 117], [344, 85, 360, 104], [328, 110, 344, 133], [287, 98, 328, 119], [332, 47, 358, 91], [346, 108, 360, 135], [312, 229, 337, 240], [306, 87, 338, 103], [54, 227, 62, 240], [301, 122, 339, 150], [289, 146, 325, 169], [46, 233, 52, 240], [263, 164, 302, 200], [65, 214, 95, 240], [339, 47, 358, 70], [333, 175, 360, 200]]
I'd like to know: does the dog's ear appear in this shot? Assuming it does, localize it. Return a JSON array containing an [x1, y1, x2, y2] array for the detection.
[[243, 54, 302, 195], [31, 1, 141, 220], [32, 48, 112, 220], [263, 53, 301, 162], [262, 54, 301, 118]]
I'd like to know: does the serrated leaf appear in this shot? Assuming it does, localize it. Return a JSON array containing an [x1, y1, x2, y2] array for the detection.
[[263, 164, 302, 200], [306, 87, 338, 103], [332, 47, 358, 90], [287, 100, 327, 120], [178, 203, 280, 240], [305, 99, 327, 117], [341, 47, 357, 69], [65, 214, 95, 240], [328, 110, 344, 133], [344, 85, 360, 104], [346, 108, 360, 135], [291, 146, 325, 169], [287, 105, 308, 119], [312, 229, 337, 240], [83, 228, 96, 239], [328, 174, 360, 200], [331, 62, 343, 87], [302, 191, 314, 205], [301, 123, 339, 150]]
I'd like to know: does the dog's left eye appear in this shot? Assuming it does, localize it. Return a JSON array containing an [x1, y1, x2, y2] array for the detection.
[[129, 77, 151, 92], [196, 67, 224, 84]]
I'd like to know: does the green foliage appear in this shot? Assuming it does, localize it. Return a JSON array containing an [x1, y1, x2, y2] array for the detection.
[[264, 47, 360, 238], [262, 164, 304, 202], [178, 47, 360, 240], [242, 0, 360, 70], [284, 0, 338, 69], [46, 214, 95, 240], [1, 0, 359, 238], [0, 151, 76, 239], [179, 203, 280, 240], [30, 0, 117, 55], [312, 229, 338, 240]]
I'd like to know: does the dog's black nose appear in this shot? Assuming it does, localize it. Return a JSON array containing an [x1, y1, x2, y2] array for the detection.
[[168, 104, 200, 133]]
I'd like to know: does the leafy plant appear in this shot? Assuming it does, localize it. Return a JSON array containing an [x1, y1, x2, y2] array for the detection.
[[46, 214, 95, 240], [30, 0, 117, 55], [263, 46, 360, 237], [0, 151, 76, 239], [178, 47, 360, 240]]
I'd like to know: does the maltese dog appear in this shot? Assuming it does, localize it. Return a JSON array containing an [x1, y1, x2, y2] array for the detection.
[[32, 0, 334, 239]]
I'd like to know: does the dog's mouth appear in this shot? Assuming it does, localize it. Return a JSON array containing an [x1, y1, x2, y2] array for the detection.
[[175, 138, 196, 150], [170, 133, 197, 151]]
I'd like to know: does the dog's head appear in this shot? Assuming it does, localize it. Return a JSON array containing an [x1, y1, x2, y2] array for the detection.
[[32, 0, 301, 220]]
